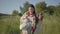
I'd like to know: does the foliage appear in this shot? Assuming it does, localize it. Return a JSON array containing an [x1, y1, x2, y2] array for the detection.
[[47, 6, 55, 15], [54, 5, 60, 15], [19, 13, 22, 16], [12, 10, 19, 16], [20, 1, 29, 14], [35, 1, 47, 14]]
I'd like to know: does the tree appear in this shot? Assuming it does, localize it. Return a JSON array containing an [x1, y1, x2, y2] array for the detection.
[[12, 10, 18, 16], [19, 13, 22, 16], [54, 5, 60, 15], [20, 1, 29, 14], [47, 6, 55, 15], [35, 1, 47, 14]]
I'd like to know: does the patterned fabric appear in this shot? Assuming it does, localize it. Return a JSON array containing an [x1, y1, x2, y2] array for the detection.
[[20, 11, 36, 34], [26, 11, 36, 26], [26, 11, 36, 33], [20, 12, 32, 34]]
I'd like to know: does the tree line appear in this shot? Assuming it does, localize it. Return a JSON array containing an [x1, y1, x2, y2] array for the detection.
[[12, 1, 60, 16]]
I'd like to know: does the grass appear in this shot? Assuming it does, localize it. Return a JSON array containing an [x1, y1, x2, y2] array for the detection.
[[0, 14, 60, 34], [40, 14, 60, 34], [0, 16, 20, 34]]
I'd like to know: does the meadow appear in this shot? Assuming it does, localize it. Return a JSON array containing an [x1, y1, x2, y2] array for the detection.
[[0, 16, 20, 34], [0, 14, 60, 34], [40, 14, 60, 34]]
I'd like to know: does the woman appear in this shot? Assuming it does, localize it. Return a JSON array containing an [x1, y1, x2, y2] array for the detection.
[[20, 4, 38, 34]]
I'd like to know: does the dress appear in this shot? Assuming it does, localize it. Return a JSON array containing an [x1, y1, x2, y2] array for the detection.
[[20, 11, 36, 34]]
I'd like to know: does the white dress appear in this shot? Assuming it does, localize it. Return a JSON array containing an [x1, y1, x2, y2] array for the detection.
[[20, 12, 32, 34]]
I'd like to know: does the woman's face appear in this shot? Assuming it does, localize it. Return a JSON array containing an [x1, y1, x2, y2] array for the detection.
[[28, 7, 34, 12]]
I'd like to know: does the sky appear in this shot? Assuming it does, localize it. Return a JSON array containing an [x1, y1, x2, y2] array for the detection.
[[0, 0, 60, 14]]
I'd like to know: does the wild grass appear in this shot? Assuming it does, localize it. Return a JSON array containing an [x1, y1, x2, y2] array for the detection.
[[0, 14, 60, 34], [0, 16, 20, 34], [40, 15, 60, 34]]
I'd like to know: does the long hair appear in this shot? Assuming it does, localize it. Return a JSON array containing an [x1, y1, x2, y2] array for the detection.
[[28, 4, 38, 23], [28, 4, 35, 14]]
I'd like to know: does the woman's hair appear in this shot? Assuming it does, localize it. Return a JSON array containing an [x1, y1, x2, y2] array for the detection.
[[28, 4, 38, 23], [28, 4, 35, 14]]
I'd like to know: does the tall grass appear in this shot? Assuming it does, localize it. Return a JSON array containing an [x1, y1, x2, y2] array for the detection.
[[0, 15, 60, 34], [0, 16, 20, 34], [40, 14, 60, 34]]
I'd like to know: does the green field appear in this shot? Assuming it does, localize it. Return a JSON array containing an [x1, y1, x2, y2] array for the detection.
[[40, 15, 60, 34], [0, 15, 60, 34], [0, 16, 20, 34]]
